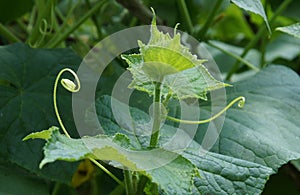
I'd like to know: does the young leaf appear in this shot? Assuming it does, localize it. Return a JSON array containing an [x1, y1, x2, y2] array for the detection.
[[276, 23, 300, 39], [231, 0, 271, 33], [23, 126, 58, 141], [121, 11, 229, 100]]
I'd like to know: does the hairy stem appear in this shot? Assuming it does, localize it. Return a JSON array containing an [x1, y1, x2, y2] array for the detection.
[[136, 175, 149, 195], [124, 170, 134, 195], [149, 82, 162, 148], [167, 96, 245, 124]]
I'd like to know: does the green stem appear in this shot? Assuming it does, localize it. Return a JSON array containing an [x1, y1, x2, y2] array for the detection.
[[198, 0, 222, 40], [54, 0, 78, 34], [167, 96, 245, 124], [27, 6, 36, 33], [17, 19, 29, 35], [260, 34, 267, 68], [85, 0, 103, 39], [46, 0, 107, 48], [27, 0, 57, 47], [162, 93, 172, 107], [89, 158, 124, 186], [208, 41, 259, 72], [0, 23, 21, 43], [177, 0, 193, 34], [136, 175, 149, 195], [51, 182, 61, 195], [226, 0, 293, 80], [149, 82, 162, 148], [110, 184, 125, 195], [124, 170, 134, 195]]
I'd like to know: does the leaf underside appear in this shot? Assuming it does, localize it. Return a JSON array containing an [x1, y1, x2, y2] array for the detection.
[[121, 12, 229, 101]]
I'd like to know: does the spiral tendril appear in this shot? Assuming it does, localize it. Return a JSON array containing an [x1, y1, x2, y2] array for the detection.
[[166, 96, 246, 125], [53, 68, 80, 138]]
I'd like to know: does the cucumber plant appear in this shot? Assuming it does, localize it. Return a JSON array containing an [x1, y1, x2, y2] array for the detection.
[[23, 11, 246, 194]]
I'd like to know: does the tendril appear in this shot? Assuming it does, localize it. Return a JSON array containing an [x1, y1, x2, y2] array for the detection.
[[53, 68, 80, 138], [166, 96, 245, 124]]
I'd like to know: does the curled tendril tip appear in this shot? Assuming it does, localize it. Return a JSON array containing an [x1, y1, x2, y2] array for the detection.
[[53, 68, 80, 138]]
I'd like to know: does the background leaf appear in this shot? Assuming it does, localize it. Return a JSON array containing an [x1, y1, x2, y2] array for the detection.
[[0, 43, 81, 183], [0, 163, 50, 195], [0, 0, 33, 23], [276, 23, 300, 39], [94, 95, 274, 194], [195, 65, 300, 171], [231, 0, 271, 33]]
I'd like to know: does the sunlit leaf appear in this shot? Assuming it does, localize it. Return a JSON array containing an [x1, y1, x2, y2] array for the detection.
[[26, 127, 198, 194], [121, 12, 229, 100]]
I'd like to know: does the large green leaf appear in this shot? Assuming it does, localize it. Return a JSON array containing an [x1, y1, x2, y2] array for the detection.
[[266, 35, 300, 62], [231, 0, 271, 33], [26, 94, 276, 194], [212, 4, 254, 41], [0, 0, 33, 23], [0, 163, 50, 195], [94, 96, 274, 194], [25, 126, 199, 195], [276, 23, 300, 39], [95, 64, 300, 193], [195, 65, 300, 171], [0, 43, 81, 183], [183, 148, 273, 194]]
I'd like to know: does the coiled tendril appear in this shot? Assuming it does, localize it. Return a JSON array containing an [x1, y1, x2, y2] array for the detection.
[[166, 96, 246, 124], [53, 68, 80, 138]]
